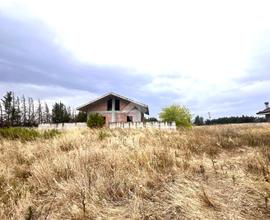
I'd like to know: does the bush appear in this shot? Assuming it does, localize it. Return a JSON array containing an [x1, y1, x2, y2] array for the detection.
[[87, 113, 105, 128], [75, 112, 87, 122], [159, 104, 192, 128], [0, 127, 60, 141]]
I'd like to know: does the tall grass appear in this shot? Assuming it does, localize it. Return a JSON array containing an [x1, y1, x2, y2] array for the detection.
[[0, 127, 60, 141], [0, 124, 270, 219]]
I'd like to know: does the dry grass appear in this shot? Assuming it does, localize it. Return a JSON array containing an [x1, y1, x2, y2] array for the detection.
[[0, 124, 270, 219]]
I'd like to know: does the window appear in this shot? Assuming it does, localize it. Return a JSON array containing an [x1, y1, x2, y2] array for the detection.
[[127, 116, 133, 122], [107, 99, 112, 111], [115, 99, 120, 111]]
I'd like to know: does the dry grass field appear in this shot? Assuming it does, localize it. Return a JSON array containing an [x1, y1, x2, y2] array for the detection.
[[0, 124, 270, 219]]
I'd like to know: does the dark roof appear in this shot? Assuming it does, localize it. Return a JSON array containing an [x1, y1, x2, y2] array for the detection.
[[257, 107, 270, 115], [77, 92, 149, 114]]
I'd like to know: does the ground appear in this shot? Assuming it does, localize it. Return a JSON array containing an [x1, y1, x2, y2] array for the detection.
[[0, 124, 270, 219]]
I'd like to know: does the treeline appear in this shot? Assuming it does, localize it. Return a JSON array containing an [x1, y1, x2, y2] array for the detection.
[[194, 115, 266, 126], [0, 91, 87, 128]]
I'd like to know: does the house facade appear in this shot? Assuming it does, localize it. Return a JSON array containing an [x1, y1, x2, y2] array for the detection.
[[257, 102, 270, 122], [77, 92, 149, 125]]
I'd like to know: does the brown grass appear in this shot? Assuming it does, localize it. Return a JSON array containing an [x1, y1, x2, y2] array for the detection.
[[0, 124, 270, 219]]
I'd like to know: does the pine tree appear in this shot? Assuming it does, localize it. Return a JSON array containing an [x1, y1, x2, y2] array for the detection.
[[10, 92, 16, 126], [52, 102, 70, 123], [66, 106, 72, 122], [15, 96, 21, 126], [194, 115, 204, 126], [44, 102, 51, 123], [1, 91, 13, 127], [27, 97, 31, 126], [76, 111, 87, 122], [32, 98, 35, 125], [71, 108, 76, 122], [21, 95, 27, 126], [36, 99, 42, 124], [27, 97, 35, 126]]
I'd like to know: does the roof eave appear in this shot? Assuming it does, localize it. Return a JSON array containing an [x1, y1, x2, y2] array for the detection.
[[257, 112, 270, 115], [77, 92, 149, 112]]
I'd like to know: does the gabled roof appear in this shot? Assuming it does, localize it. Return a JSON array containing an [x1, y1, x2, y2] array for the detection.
[[77, 92, 149, 114], [257, 107, 270, 115]]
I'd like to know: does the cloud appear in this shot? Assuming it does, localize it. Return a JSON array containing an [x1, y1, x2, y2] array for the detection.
[[0, 11, 151, 110], [1, 1, 270, 118], [0, 82, 97, 109]]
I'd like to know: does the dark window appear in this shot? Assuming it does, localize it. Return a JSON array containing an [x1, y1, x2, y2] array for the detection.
[[127, 116, 133, 122], [115, 99, 120, 111], [107, 99, 112, 111]]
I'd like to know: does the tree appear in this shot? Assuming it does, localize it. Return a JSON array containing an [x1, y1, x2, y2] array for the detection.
[[36, 99, 42, 124], [159, 104, 192, 127], [10, 92, 16, 126], [14, 96, 21, 126], [27, 97, 35, 126], [0, 103, 3, 127], [87, 113, 105, 128], [76, 111, 87, 122], [1, 91, 13, 126], [44, 102, 51, 123], [51, 102, 70, 123], [21, 95, 27, 126], [69, 108, 76, 122], [67, 106, 72, 122], [194, 115, 204, 126], [145, 117, 158, 122], [205, 115, 266, 125]]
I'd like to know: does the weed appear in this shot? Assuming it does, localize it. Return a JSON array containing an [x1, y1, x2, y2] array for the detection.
[[98, 130, 110, 141]]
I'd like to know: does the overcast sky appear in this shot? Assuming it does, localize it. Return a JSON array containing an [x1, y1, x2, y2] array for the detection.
[[0, 0, 269, 119]]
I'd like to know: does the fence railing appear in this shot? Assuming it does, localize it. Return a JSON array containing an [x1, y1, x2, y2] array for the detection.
[[38, 122, 177, 130], [109, 122, 177, 130], [38, 122, 87, 130]]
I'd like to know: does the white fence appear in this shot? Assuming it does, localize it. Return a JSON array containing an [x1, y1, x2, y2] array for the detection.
[[109, 122, 177, 130], [38, 122, 177, 130], [38, 122, 87, 130]]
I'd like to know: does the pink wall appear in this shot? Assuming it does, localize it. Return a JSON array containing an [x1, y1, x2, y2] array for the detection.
[[85, 97, 144, 126]]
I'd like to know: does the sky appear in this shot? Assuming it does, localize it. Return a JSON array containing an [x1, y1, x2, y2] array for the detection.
[[0, 0, 270, 119]]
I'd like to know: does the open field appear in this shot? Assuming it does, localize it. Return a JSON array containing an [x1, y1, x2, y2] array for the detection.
[[0, 124, 270, 219]]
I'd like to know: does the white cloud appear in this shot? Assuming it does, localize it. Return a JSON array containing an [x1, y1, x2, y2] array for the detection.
[[0, 82, 97, 109], [2, 0, 270, 80], [1, 0, 270, 118]]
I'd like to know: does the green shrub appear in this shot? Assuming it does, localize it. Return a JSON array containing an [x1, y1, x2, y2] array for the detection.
[[98, 130, 110, 140], [75, 112, 87, 122], [42, 129, 60, 139], [0, 127, 39, 141], [159, 104, 192, 128], [87, 113, 105, 128], [0, 127, 60, 141]]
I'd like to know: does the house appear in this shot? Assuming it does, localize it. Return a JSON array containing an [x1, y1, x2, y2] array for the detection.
[[77, 92, 149, 125], [256, 102, 270, 122]]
